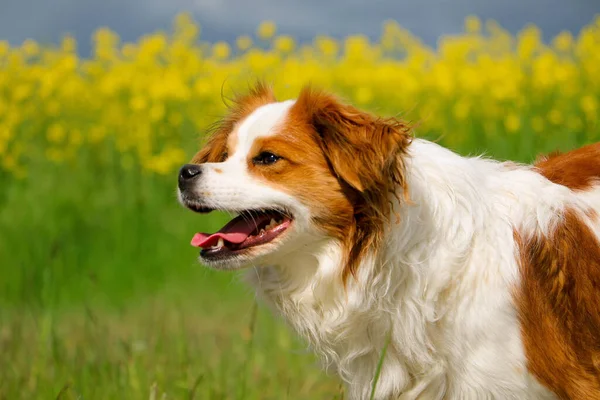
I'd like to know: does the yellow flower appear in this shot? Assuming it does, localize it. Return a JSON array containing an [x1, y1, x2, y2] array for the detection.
[[89, 127, 107, 144], [344, 35, 371, 61], [130, 96, 147, 111], [21, 39, 39, 57], [61, 35, 77, 53], [0, 15, 598, 178], [548, 109, 563, 125], [315, 36, 338, 58], [504, 113, 521, 133], [93, 27, 120, 59], [212, 42, 231, 60], [464, 16, 481, 34], [13, 85, 31, 102], [122, 43, 137, 58], [0, 40, 8, 57], [47, 124, 66, 143], [236, 35, 253, 51], [552, 31, 573, 52], [173, 12, 199, 42], [3, 154, 17, 170], [274, 35, 295, 53], [580, 95, 597, 115], [149, 103, 166, 122], [453, 100, 470, 120], [354, 87, 372, 104], [257, 21, 276, 40]]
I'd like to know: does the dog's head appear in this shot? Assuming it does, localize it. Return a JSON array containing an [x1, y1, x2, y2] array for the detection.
[[178, 83, 412, 278]]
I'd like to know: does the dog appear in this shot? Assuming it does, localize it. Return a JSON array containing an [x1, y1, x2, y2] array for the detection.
[[177, 83, 600, 399]]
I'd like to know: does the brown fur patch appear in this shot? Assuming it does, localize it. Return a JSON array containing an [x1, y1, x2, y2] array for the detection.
[[191, 82, 276, 164], [535, 143, 600, 190], [283, 86, 412, 283], [514, 208, 600, 399], [247, 130, 356, 248]]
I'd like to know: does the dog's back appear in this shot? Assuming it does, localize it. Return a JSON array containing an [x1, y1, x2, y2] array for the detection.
[[515, 143, 600, 399]]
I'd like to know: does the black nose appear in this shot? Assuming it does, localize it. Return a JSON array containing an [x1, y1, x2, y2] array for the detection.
[[178, 164, 202, 190]]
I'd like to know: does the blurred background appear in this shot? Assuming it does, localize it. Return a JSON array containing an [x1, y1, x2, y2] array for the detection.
[[0, 1, 598, 399]]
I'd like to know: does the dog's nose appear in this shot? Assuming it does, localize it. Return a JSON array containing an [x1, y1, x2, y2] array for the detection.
[[178, 164, 202, 189]]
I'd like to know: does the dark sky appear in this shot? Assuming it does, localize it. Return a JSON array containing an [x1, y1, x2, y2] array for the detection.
[[1, 0, 598, 55]]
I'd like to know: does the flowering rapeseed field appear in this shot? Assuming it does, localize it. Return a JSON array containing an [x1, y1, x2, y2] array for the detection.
[[1, 14, 599, 399], [1, 14, 599, 179]]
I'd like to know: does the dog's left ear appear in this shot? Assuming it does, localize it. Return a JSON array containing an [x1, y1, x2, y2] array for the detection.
[[295, 86, 412, 196], [293, 86, 412, 282]]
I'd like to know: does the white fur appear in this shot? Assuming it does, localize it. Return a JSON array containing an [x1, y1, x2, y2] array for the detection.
[[184, 101, 600, 399]]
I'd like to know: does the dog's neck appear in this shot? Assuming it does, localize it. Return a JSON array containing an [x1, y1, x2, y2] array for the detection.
[[245, 139, 555, 399]]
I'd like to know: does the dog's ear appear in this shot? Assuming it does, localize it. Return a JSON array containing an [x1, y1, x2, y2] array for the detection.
[[293, 86, 412, 282], [294, 86, 412, 197]]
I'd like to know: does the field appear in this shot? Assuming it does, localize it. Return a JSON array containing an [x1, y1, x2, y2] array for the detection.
[[1, 14, 599, 399]]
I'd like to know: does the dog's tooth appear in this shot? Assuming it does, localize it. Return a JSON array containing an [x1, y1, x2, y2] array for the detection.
[[217, 238, 224, 248], [259, 228, 265, 235], [269, 218, 276, 228]]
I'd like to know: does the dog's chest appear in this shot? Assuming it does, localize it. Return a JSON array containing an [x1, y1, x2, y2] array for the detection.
[[247, 263, 555, 400]]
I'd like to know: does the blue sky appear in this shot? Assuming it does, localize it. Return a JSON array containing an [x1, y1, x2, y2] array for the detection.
[[1, 0, 598, 54]]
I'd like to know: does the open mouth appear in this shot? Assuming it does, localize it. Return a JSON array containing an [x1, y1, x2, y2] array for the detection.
[[190, 209, 292, 259]]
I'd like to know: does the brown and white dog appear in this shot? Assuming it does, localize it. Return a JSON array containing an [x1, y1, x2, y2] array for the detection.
[[177, 83, 600, 400]]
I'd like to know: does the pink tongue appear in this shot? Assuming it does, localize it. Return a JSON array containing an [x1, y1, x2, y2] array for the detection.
[[190, 215, 265, 248]]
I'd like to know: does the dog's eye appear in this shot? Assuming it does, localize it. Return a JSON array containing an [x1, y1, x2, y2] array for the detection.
[[253, 152, 281, 165], [220, 151, 228, 162]]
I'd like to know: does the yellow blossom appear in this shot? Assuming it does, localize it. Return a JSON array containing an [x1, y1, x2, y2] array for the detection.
[[464, 16, 481, 34], [504, 113, 521, 133], [0, 12, 598, 178], [212, 42, 231, 60], [315, 36, 338, 58], [47, 124, 66, 143], [552, 31, 573, 52], [274, 35, 295, 53], [257, 21, 276, 40], [0, 40, 8, 57], [61, 35, 77, 53], [21, 39, 40, 57], [236, 35, 253, 51], [548, 109, 563, 125], [354, 87, 373, 104]]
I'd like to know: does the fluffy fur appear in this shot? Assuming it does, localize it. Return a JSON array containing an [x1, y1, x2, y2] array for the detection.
[[178, 83, 600, 399]]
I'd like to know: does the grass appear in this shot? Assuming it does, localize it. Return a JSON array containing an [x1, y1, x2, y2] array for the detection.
[[0, 105, 594, 400], [0, 291, 340, 399], [0, 151, 343, 399]]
